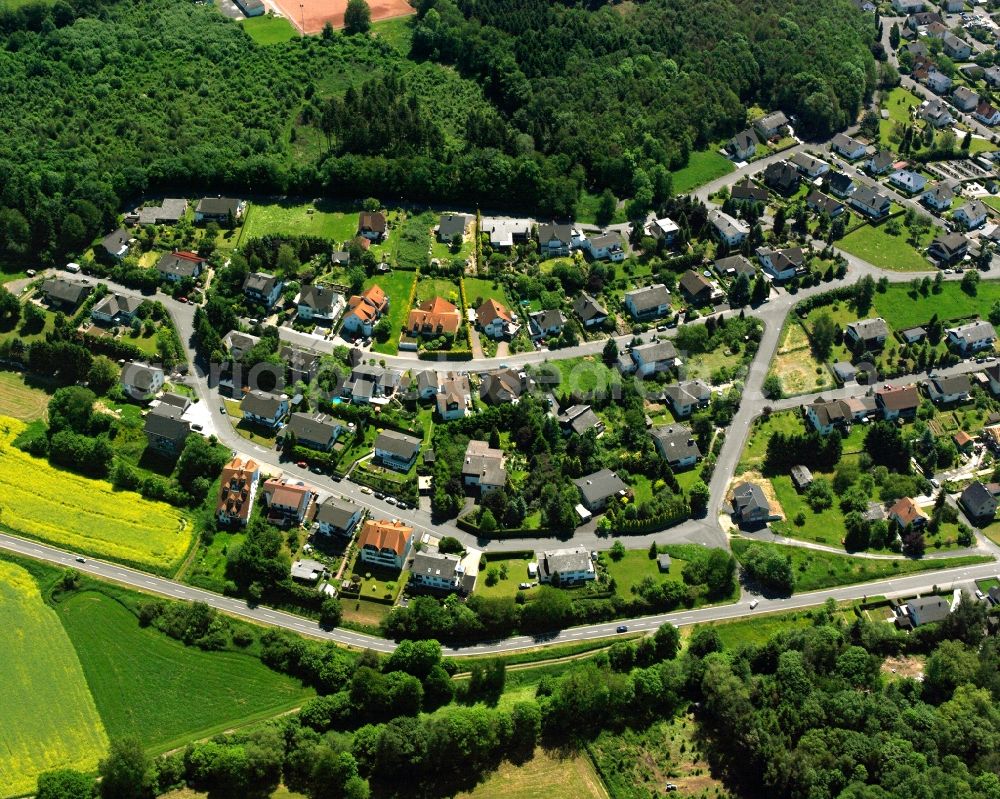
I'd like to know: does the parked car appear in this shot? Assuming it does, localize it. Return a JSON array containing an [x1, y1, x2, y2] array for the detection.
[[219, 405, 227, 415], [360, 486, 372, 494], [177, 296, 188, 303], [192, 423, 204, 432], [296, 461, 308, 469], [310, 466, 324, 475], [385, 497, 397, 506], [374, 491, 385, 499]]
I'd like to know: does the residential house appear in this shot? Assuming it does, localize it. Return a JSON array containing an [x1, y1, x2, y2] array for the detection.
[[876, 385, 920, 420], [144, 403, 190, 456], [586, 231, 625, 262], [942, 32, 972, 60], [906, 10, 943, 28], [926, 373, 972, 403], [282, 345, 322, 385], [476, 298, 518, 339], [290, 558, 325, 585], [791, 464, 814, 491], [358, 211, 387, 242], [135, 198, 187, 226], [845, 317, 890, 349], [757, 246, 806, 281], [156, 251, 206, 283], [954, 430, 975, 454], [928, 232, 970, 264], [947, 320, 997, 353], [537, 222, 583, 258], [357, 519, 413, 570], [922, 182, 955, 211], [650, 424, 702, 469], [831, 133, 867, 160], [262, 477, 315, 527], [120, 362, 164, 401], [892, 0, 924, 13], [889, 170, 928, 194], [714, 254, 756, 278], [888, 496, 928, 529], [726, 128, 759, 161], [960, 481, 997, 521], [663, 379, 712, 417], [952, 85, 981, 112], [297, 284, 344, 323], [528, 308, 566, 340], [955, 199, 989, 230], [975, 100, 1000, 126], [679, 270, 714, 305], [827, 172, 856, 198], [790, 151, 830, 178], [754, 111, 790, 140], [90, 293, 142, 325], [480, 217, 532, 250], [558, 405, 605, 436], [630, 340, 680, 377], [644, 217, 680, 243], [763, 160, 800, 194], [435, 372, 472, 421], [341, 284, 388, 337], [986, 66, 1000, 88], [216, 457, 260, 526], [573, 468, 628, 512], [905, 596, 951, 627], [239, 389, 288, 428], [97, 228, 132, 260], [315, 498, 363, 538], [374, 430, 421, 472], [479, 368, 533, 405], [407, 297, 462, 338], [435, 213, 470, 243], [729, 178, 769, 204], [243, 272, 284, 309], [222, 330, 259, 361], [343, 365, 399, 405], [42, 277, 91, 310], [805, 397, 852, 434], [624, 284, 671, 320], [807, 191, 845, 218], [461, 440, 507, 494], [925, 69, 954, 94], [538, 547, 596, 585], [905, 41, 930, 58], [280, 412, 346, 451], [657, 553, 672, 572], [410, 551, 468, 592], [708, 209, 750, 246], [573, 292, 609, 328], [867, 150, 895, 175], [833, 361, 858, 383], [919, 98, 954, 128], [986, 362, 1000, 394], [731, 482, 772, 528], [194, 197, 244, 223], [849, 185, 891, 219]]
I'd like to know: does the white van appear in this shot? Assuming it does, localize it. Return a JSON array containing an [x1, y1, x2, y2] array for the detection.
[[65, 262, 81, 273]]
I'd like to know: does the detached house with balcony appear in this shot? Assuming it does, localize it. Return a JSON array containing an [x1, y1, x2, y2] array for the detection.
[[239, 389, 289, 428], [624, 284, 671, 320], [476, 298, 518, 339], [876, 385, 920, 420], [243, 272, 283, 309], [297, 284, 344, 323], [374, 430, 421, 472], [357, 519, 413, 571], [849, 185, 891, 219], [461, 440, 507, 494], [663, 380, 712, 417], [708, 209, 750, 246], [726, 128, 759, 161], [537, 222, 584, 258], [216, 457, 259, 526], [156, 251, 206, 283], [947, 320, 997, 354], [341, 284, 388, 337], [573, 292, 609, 328], [845, 317, 890, 350], [262, 477, 316, 527], [955, 199, 989, 230], [120, 362, 164, 402]]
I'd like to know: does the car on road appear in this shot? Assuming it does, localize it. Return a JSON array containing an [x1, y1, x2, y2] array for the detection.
[[177, 296, 188, 303], [310, 466, 324, 475], [75, 556, 86, 563], [192, 423, 204, 432], [360, 486, 372, 494], [385, 497, 397, 505], [219, 405, 227, 414], [616, 625, 628, 633], [374, 491, 385, 500], [296, 461, 308, 469], [749, 599, 759, 610], [332, 474, 342, 482]]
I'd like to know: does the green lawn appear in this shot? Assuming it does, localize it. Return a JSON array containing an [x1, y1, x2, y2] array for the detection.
[[692, 609, 814, 650], [576, 191, 626, 226], [981, 521, 1000, 547], [0, 563, 108, 798], [740, 411, 804, 471], [241, 15, 298, 45], [58, 591, 313, 753], [671, 150, 734, 194], [871, 280, 1000, 330], [475, 556, 537, 600], [371, 15, 415, 54], [0, 370, 51, 421], [769, 473, 849, 547], [416, 276, 462, 306], [838, 220, 933, 272], [544, 356, 621, 396], [366, 270, 417, 355], [768, 318, 835, 398], [604, 549, 684, 598], [464, 276, 510, 308], [732, 539, 992, 593], [879, 87, 921, 147], [240, 200, 359, 245]]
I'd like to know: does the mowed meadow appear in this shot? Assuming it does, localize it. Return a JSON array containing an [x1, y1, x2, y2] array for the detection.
[[0, 561, 108, 797], [0, 416, 193, 571]]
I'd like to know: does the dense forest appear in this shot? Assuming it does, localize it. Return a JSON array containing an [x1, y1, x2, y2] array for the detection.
[[0, 0, 876, 268]]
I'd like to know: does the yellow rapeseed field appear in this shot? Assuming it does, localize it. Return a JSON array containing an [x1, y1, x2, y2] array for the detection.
[[0, 416, 193, 570], [0, 561, 108, 797]]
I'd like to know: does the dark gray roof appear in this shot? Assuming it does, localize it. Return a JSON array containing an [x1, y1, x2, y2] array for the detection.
[[733, 482, 769, 514], [538, 222, 575, 246], [961, 481, 994, 508], [530, 308, 566, 331], [680, 270, 713, 298], [437, 213, 470, 240], [243, 272, 280, 294], [240, 389, 284, 417], [299, 284, 340, 313], [828, 172, 855, 194], [558, 405, 602, 436], [715, 254, 755, 276], [100, 228, 131, 255], [196, 197, 241, 216], [847, 317, 889, 341], [948, 320, 995, 343], [412, 551, 460, 582], [573, 292, 608, 323], [315, 498, 359, 529], [374, 430, 421, 460], [159, 392, 191, 410], [632, 340, 678, 365], [929, 373, 972, 396], [282, 412, 342, 444], [144, 403, 190, 443], [156, 252, 204, 278], [120, 362, 163, 392], [43, 278, 91, 306], [650, 424, 701, 463], [92, 293, 142, 319], [625, 284, 671, 313], [908, 596, 950, 625], [663, 380, 712, 407], [572, 469, 627, 506]]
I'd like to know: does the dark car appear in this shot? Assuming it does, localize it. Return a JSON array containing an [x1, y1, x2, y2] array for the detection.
[[616, 625, 628, 633]]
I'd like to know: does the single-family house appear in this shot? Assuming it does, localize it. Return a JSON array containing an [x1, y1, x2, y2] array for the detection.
[[960, 481, 997, 521], [194, 197, 244, 223], [845, 317, 890, 349], [97, 228, 132, 260], [573, 292, 609, 328], [42, 277, 91, 310], [790, 151, 830, 178], [805, 397, 852, 434], [573, 468, 628, 512], [928, 232, 970, 265], [240, 389, 289, 428], [714, 254, 756, 278], [90, 293, 142, 325], [537, 222, 584, 258], [867, 150, 895, 175], [906, 10, 942, 28], [222, 330, 259, 361], [827, 172, 856, 198], [708, 209, 750, 246], [135, 198, 187, 226], [905, 596, 951, 627], [901, 327, 927, 344], [888, 496, 928, 529], [952, 85, 981, 113], [986, 66, 1000, 88], [757, 246, 806, 281], [955, 199, 989, 230], [538, 547, 596, 585], [243, 272, 284, 309], [650, 424, 701, 469], [807, 191, 845, 218], [461, 440, 507, 494], [942, 32, 972, 60], [624, 284, 671, 320], [889, 169, 928, 194], [849, 185, 891, 219], [730, 178, 769, 204], [315, 498, 363, 538], [410, 551, 468, 593], [216, 457, 259, 526], [357, 519, 413, 570], [480, 217, 532, 250], [476, 298, 518, 339], [407, 297, 462, 338], [926, 373, 972, 403], [762, 161, 800, 194], [262, 477, 315, 527], [435, 213, 470, 243], [528, 308, 566, 340], [975, 100, 1000, 126], [986, 362, 1000, 394], [436, 372, 472, 421], [374, 430, 421, 472], [679, 270, 714, 305], [919, 98, 954, 128], [120, 362, 164, 401], [156, 251, 206, 283], [953, 430, 974, 454], [726, 128, 759, 161], [892, 0, 924, 13], [144, 403, 191, 456], [925, 69, 954, 94], [341, 284, 388, 337], [297, 284, 344, 323], [558, 404, 604, 436], [731, 482, 772, 528], [586, 231, 625, 262], [358, 211, 387, 242], [663, 379, 712, 417], [754, 111, 790, 140], [876, 385, 921, 420], [947, 320, 997, 353], [922, 182, 955, 211], [280, 412, 346, 451], [645, 217, 680, 244], [479, 368, 533, 405], [290, 558, 325, 585], [342, 365, 401, 406], [630, 340, 680, 377], [280, 345, 322, 383], [831, 133, 867, 160]]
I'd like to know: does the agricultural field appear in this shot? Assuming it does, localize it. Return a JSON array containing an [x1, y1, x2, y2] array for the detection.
[[239, 200, 359, 245], [768, 318, 834, 397], [0, 370, 50, 421], [0, 416, 193, 572], [871, 279, 1000, 330], [366, 270, 417, 355], [838, 219, 934, 272], [58, 591, 313, 753], [456, 748, 609, 799], [670, 149, 734, 194], [241, 15, 298, 45], [0, 562, 108, 798]]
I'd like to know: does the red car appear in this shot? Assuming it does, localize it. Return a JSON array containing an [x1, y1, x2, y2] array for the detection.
[[177, 296, 188, 303], [296, 461, 308, 469]]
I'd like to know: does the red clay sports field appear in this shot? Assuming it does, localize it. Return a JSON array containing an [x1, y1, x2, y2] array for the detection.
[[269, 0, 413, 35]]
